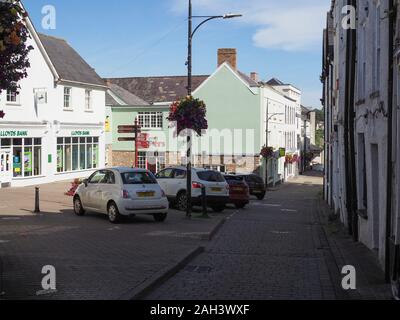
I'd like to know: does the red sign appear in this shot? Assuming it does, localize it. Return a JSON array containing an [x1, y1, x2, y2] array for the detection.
[[137, 133, 150, 149]]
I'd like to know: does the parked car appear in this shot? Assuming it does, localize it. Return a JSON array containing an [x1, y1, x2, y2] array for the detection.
[[236, 174, 266, 200], [224, 175, 250, 209], [73, 167, 169, 223], [156, 167, 230, 212]]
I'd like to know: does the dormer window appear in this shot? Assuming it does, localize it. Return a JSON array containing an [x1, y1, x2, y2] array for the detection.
[[64, 87, 72, 109], [6, 89, 20, 104]]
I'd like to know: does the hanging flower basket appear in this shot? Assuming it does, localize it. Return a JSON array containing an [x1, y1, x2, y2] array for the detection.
[[285, 154, 294, 164], [292, 154, 299, 163], [0, 0, 33, 94], [167, 96, 208, 136], [260, 146, 274, 159]]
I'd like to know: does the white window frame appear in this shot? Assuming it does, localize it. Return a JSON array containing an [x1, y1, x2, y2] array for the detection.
[[85, 89, 92, 111], [137, 112, 163, 129], [64, 87, 72, 110], [6, 89, 20, 105]]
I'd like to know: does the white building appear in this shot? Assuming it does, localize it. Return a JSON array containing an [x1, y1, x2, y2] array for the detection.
[[322, 0, 400, 291], [262, 78, 302, 185], [0, 12, 106, 188]]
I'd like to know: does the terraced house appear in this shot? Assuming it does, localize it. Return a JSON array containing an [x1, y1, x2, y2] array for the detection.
[[0, 6, 107, 188], [106, 49, 302, 184]]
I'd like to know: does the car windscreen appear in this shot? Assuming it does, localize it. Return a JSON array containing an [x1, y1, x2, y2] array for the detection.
[[121, 172, 157, 185], [197, 171, 225, 182]]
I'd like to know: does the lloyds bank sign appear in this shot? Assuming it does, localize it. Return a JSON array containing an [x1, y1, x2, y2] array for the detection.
[[0, 130, 29, 137]]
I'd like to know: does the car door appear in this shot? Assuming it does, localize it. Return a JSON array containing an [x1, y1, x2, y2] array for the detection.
[[85, 170, 106, 209], [171, 169, 186, 196], [156, 168, 174, 196], [95, 170, 116, 212]]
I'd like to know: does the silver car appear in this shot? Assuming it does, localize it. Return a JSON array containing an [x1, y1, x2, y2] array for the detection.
[[73, 167, 169, 223]]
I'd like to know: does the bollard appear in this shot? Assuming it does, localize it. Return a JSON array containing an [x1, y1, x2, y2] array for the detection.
[[34, 187, 40, 213], [201, 186, 208, 218]]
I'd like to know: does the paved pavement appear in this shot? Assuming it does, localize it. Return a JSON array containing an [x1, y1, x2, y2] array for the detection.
[[146, 173, 338, 300], [0, 181, 73, 216], [0, 189, 230, 299]]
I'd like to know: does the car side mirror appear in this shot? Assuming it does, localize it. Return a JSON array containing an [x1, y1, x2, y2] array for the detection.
[[82, 179, 88, 187]]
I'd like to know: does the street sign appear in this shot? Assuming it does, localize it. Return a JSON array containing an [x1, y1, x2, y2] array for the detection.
[[118, 125, 141, 134], [118, 137, 136, 142]]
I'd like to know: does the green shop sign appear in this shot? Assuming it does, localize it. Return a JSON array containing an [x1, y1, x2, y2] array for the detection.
[[71, 131, 90, 136], [0, 130, 28, 137]]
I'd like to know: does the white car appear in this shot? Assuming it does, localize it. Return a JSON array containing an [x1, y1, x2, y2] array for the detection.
[[156, 167, 230, 212], [73, 167, 169, 223]]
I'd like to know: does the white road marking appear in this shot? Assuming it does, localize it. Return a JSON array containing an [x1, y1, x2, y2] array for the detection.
[[271, 231, 291, 235], [1, 217, 21, 221], [281, 209, 298, 213], [0, 240, 10, 244]]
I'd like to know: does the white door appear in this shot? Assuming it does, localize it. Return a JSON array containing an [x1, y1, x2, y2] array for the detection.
[[0, 149, 12, 187]]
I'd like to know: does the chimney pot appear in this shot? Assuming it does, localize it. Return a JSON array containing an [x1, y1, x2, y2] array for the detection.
[[218, 48, 237, 70], [250, 72, 259, 82]]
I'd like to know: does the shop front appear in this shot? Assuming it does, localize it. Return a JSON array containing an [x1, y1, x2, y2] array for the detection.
[[55, 125, 105, 181], [0, 124, 105, 187]]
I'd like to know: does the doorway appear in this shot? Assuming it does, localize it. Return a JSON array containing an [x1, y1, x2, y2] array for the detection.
[[0, 149, 12, 188]]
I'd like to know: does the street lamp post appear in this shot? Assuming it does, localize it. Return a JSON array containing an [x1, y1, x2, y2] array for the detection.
[[185, 0, 241, 218]]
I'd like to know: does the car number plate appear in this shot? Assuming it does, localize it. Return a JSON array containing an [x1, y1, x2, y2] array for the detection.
[[211, 187, 222, 192], [232, 187, 243, 192], [137, 191, 155, 198]]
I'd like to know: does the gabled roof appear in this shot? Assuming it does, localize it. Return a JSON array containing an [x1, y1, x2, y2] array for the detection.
[[104, 75, 209, 104], [38, 33, 105, 87], [106, 83, 149, 106]]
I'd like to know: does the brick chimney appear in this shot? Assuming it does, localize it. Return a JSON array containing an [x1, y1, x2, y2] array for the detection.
[[218, 48, 237, 70], [250, 72, 259, 82]]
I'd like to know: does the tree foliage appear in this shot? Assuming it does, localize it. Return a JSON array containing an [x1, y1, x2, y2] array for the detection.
[[0, 0, 33, 93]]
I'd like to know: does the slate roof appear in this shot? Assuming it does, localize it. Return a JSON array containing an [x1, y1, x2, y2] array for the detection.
[[104, 76, 209, 104], [266, 78, 287, 86], [38, 33, 105, 87], [106, 83, 149, 106], [236, 70, 260, 87]]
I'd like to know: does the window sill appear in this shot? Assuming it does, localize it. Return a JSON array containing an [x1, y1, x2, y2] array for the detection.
[[5, 103, 22, 107], [63, 108, 74, 112], [357, 209, 368, 220], [370, 91, 380, 99], [85, 109, 94, 113], [12, 175, 45, 180], [141, 128, 163, 131], [355, 99, 365, 106]]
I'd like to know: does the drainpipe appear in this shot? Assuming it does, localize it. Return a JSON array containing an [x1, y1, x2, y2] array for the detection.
[[385, 0, 395, 283], [344, 0, 358, 240]]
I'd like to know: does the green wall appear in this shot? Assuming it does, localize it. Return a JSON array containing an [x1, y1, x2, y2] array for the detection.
[[193, 65, 261, 154]]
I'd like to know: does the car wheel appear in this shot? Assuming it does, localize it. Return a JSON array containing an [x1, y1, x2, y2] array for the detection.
[[176, 192, 187, 212], [235, 203, 247, 209], [211, 205, 225, 213], [108, 202, 122, 224], [154, 213, 168, 222], [73, 196, 85, 216], [256, 194, 266, 200]]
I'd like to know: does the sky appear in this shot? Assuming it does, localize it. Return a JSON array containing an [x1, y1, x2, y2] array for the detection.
[[23, 0, 331, 108]]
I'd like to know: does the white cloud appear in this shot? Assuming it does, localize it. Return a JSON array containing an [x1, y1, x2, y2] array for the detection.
[[170, 0, 330, 52]]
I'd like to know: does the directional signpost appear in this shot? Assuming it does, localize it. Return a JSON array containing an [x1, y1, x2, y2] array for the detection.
[[118, 119, 142, 168]]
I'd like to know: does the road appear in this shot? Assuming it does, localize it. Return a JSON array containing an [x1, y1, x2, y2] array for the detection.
[[146, 173, 338, 300]]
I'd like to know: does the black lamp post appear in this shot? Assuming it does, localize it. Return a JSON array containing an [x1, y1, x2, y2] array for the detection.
[[185, 0, 241, 218]]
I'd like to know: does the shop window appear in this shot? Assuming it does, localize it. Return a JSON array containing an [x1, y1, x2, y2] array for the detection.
[[0, 138, 42, 178], [57, 137, 99, 173]]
